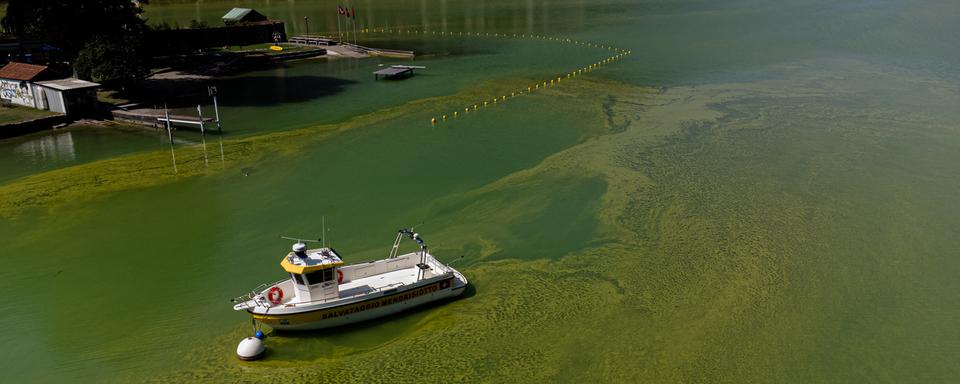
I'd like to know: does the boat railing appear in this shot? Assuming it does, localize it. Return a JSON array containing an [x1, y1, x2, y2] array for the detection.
[[231, 279, 287, 308], [280, 281, 408, 308], [235, 268, 455, 309]]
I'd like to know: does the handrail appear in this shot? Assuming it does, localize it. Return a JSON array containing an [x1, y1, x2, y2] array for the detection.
[[256, 271, 453, 309], [231, 278, 288, 308], [278, 280, 407, 308]]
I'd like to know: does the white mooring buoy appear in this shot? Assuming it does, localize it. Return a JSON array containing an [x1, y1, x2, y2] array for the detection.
[[237, 336, 265, 361]]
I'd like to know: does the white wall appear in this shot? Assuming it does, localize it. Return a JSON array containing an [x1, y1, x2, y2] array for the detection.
[[39, 86, 65, 113], [0, 78, 37, 108]]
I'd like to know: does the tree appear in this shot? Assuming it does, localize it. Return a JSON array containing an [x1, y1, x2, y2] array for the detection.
[[2, 0, 151, 84], [75, 34, 149, 87], [188, 20, 209, 29], [2, 0, 148, 56]]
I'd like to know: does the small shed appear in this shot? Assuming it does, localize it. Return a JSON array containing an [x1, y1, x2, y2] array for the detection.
[[0, 62, 60, 109], [34, 78, 100, 115], [222, 8, 268, 25]]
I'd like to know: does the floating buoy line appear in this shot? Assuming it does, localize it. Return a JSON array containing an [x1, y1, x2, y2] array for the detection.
[[350, 27, 632, 125]]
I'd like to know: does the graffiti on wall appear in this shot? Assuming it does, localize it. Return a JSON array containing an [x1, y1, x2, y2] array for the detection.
[[0, 79, 36, 107]]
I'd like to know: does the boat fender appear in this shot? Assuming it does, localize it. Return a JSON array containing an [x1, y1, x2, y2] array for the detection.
[[337, 269, 344, 284], [237, 337, 265, 361], [267, 286, 283, 305]]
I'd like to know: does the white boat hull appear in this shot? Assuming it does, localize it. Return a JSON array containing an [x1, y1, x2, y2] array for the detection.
[[249, 273, 467, 331]]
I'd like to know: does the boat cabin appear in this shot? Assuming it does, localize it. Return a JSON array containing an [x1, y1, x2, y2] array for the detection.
[[280, 243, 344, 303]]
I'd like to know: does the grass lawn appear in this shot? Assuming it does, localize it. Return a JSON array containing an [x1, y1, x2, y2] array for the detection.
[[218, 43, 318, 55], [0, 103, 59, 125], [97, 90, 133, 106]]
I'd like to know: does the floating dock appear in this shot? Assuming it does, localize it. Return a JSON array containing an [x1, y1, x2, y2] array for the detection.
[[288, 36, 339, 46], [374, 66, 413, 80], [287, 35, 414, 59], [373, 65, 426, 80]]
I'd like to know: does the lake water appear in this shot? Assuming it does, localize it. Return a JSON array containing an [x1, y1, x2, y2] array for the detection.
[[1, 0, 959, 382]]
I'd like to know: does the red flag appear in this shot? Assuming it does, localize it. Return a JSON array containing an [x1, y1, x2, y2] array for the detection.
[[346, 8, 352, 18], [337, 6, 345, 15], [352, 7, 357, 19]]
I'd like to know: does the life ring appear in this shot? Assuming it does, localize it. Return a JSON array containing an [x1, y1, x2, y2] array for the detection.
[[267, 286, 283, 305], [337, 269, 344, 284]]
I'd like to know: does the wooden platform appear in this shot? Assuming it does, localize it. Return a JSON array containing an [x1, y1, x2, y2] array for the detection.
[[288, 36, 338, 46], [287, 36, 415, 59], [373, 65, 426, 80], [112, 109, 215, 130], [373, 66, 415, 80]]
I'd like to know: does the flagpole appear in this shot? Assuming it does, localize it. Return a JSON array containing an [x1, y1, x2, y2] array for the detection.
[[352, 5, 358, 45], [336, 3, 343, 42]]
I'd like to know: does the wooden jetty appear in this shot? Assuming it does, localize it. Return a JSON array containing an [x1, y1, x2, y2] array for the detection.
[[287, 35, 415, 59], [112, 108, 216, 131], [288, 35, 338, 46]]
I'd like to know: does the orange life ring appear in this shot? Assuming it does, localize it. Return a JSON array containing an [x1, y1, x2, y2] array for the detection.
[[267, 286, 283, 304], [337, 269, 344, 284]]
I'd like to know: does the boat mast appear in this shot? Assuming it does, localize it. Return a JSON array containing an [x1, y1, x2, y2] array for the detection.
[[390, 228, 431, 280]]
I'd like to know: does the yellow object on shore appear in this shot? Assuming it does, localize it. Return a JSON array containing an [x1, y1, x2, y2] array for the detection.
[[270, 45, 283, 51]]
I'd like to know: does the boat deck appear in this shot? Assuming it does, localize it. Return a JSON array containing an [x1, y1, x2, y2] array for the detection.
[[337, 265, 424, 298]]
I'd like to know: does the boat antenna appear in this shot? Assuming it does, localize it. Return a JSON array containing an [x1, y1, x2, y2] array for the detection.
[[280, 236, 320, 243], [322, 216, 326, 248]]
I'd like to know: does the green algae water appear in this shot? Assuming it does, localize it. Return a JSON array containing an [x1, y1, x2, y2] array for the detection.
[[2, 0, 960, 382]]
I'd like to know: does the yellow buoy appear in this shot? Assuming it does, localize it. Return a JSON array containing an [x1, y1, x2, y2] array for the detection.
[[443, 115, 448, 120], [464, 107, 469, 112], [474, 104, 478, 110], [454, 111, 459, 117], [484, 101, 488, 106], [502, 96, 506, 100], [431, 118, 437, 124], [269, 45, 283, 51]]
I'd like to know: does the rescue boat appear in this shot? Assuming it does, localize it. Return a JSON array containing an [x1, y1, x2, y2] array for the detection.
[[232, 229, 468, 331]]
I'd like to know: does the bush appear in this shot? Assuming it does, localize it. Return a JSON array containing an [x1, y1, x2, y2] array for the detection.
[[75, 35, 150, 87], [189, 20, 209, 29]]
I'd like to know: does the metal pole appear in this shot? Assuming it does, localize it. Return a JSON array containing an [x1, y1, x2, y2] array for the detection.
[[304, 16, 309, 37], [165, 104, 177, 173], [336, 7, 342, 42], [352, 4, 358, 46], [164, 104, 173, 144], [197, 104, 205, 134], [201, 131, 209, 167], [169, 142, 178, 174], [213, 94, 221, 133], [218, 136, 225, 168]]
